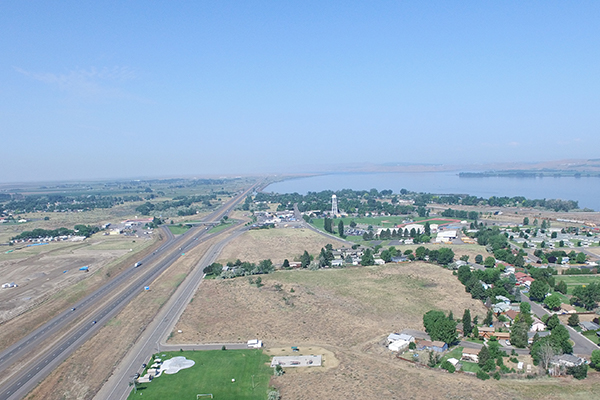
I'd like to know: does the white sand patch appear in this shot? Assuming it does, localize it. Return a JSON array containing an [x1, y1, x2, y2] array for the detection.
[[160, 356, 195, 375]]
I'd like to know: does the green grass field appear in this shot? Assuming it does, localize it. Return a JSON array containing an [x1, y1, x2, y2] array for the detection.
[[208, 222, 233, 235], [167, 224, 192, 235], [460, 361, 481, 373], [440, 346, 463, 365], [582, 330, 600, 344], [555, 275, 600, 294], [128, 350, 272, 400]]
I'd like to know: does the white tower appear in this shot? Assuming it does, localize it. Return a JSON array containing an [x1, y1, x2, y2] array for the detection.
[[331, 194, 338, 216]]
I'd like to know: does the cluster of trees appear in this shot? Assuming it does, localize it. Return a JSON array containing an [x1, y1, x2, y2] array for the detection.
[[203, 259, 275, 278], [422, 310, 458, 345], [1, 194, 143, 213], [509, 303, 534, 348], [440, 208, 479, 220], [413, 246, 455, 266], [135, 194, 217, 216], [11, 224, 99, 241], [361, 227, 430, 243], [570, 282, 600, 310], [457, 264, 516, 301]]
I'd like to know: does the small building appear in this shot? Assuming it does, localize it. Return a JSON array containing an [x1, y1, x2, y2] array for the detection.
[[478, 327, 495, 339], [530, 319, 546, 332], [550, 354, 585, 368], [461, 348, 479, 363], [374, 258, 385, 265], [387, 333, 403, 344], [331, 259, 344, 267], [504, 310, 518, 323], [431, 341, 448, 352], [580, 321, 600, 332], [388, 340, 409, 352]]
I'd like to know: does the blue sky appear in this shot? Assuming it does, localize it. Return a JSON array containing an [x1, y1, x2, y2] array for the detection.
[[2, 1, 600, 181]]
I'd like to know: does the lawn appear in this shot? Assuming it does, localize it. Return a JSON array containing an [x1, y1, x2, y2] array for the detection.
[[128, 350, 272, 400], [440, 346, 463, 365], [582, 330, 600, 344], [167, 224, 192, 235], [207, 222, 233, 235], [461, 361, 481, 373]]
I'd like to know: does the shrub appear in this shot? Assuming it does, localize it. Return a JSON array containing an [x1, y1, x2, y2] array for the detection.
[[441, 360, 455, 373], [493, 371, 501, 380], [477, 370, 490, 380]]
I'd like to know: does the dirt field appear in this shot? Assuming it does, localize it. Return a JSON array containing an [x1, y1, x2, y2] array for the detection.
[[0, 233, 155, 325], [217, 228, 347, 265], [23, 230, 226, 400], [171, 264, 600, 399]]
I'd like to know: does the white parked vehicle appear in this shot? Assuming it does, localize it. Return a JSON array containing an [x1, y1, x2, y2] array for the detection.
[[247, 339, 263, 348]]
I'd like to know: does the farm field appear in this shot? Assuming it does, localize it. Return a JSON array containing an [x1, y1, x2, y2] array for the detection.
[[127, 350, 272, 400], [217, 228, 346, 265], [171, 262, 600, 399], [555, 275, 600, 294]]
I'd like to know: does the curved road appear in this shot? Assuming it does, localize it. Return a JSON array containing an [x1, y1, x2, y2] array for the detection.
[[0, 184, 257, 400]]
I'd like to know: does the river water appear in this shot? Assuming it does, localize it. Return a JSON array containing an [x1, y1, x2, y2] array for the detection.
[[264, 172, 600, 211]]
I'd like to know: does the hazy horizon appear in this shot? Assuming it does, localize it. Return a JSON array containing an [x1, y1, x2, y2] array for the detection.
[[3, 2, 600, 182]]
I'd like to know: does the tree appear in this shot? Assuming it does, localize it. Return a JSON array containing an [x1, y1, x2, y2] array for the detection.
[[457, 265, 472, 284], [460, 255, 469, 262], [349, 220, 357, 228], [529, 280, 549, 302], [424, 221, 431, 236], [567, 363, 588, 380], [576, 252, 586, 264], [441, 360, 455, 373], [437, 248, 455, 265], [543, 293, 562, 310], [568, 313, 580, 327], [472, 325, 479, 338], [591, 350, 600, 371], [550, 324, 573, 354], [484, 256, 496, 268], [462, 309, 473, 337], [475, 254, 483, 264], [360, 249, 374, 266], [300, 250, 311, 268], [510, 322, 529, 348], [531, 339, 558, 369], [338, 220, 345, 238], [478, 346, 491, 368], [483, 310, 493, 326], [546, 314, 560, 331], [555, 280, 568, 295], [415, 246, 427, 260], [423, 310, 446, 334], [523, 217, 529, 225]]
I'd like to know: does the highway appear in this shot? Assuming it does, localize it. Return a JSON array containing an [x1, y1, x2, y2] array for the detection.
[[96, 225, 251, 400], [0, 185, 257, 400]]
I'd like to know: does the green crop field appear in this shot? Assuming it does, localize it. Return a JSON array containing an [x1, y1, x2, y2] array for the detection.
[[128, 350, 272, 400]]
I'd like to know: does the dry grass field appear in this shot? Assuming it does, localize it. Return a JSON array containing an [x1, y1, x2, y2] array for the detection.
[[217, 228, 347, 265], [171, 263, 600, 400]]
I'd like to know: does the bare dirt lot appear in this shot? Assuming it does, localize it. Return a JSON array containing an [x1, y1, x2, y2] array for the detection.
[[171, 264, 600, 399], [217, 228, 347, 265], [0, 234, 155, 325]]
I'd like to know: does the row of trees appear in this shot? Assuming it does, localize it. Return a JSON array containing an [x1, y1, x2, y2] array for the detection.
[[2, 194, 143, 213], [203, 259, 275, 278], [11, 224, 99, 241]]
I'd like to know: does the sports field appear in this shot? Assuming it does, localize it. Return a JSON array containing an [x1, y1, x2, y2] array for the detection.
[[127, 350, 272, 400]]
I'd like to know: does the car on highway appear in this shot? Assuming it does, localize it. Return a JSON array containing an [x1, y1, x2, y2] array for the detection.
[[134, 262, 142, 268], [71, 307, 76, 311], [92, 321, 97, 324]]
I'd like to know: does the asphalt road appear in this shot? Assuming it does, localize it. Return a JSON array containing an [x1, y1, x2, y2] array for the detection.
[[0, 185, 257, 400]]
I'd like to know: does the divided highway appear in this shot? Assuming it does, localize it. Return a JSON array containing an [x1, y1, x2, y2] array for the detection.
[[0, 185, 257, 400]]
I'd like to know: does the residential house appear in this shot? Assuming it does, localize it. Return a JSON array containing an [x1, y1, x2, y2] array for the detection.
[[331, 259, 344, 267], [461, 348, 479, 363], [504, 310, 518, 323], [478, 327, 495, 339], [387, 333, 402, 344], [580, 321, 600, 332], [550, 354, 585, 368], [374, 258, 385, 265], [388, 340, 409, 352], [493, 302, 511, 314], [431, 341, 448, 352], [530, 319, 546, 332]]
